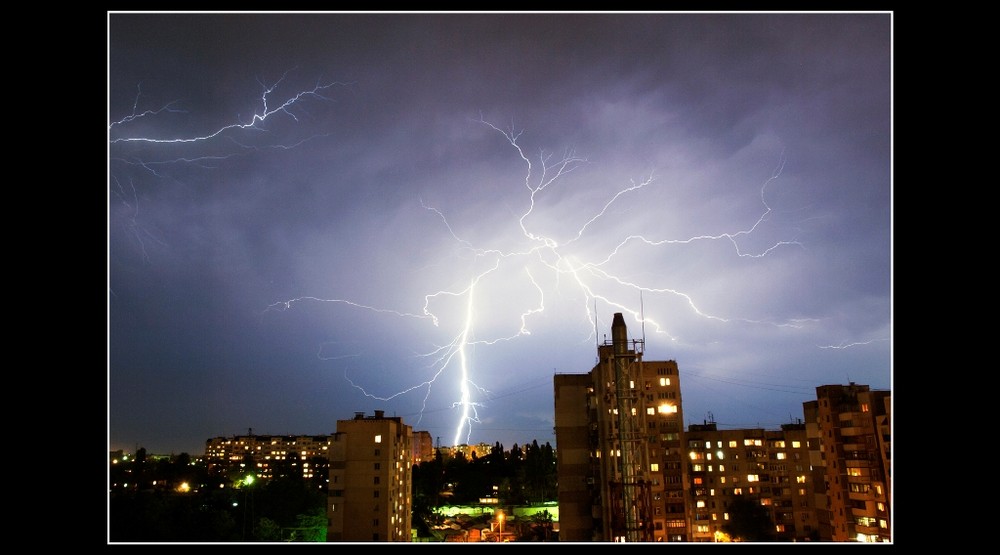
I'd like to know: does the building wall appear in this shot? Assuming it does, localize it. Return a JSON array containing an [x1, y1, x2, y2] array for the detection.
[[642, 359, 687, 542], [553, 313, 688, 542], [554, 373, 596, 541], [806, 384, 891, 543], [327, 411, 413, 542], [203, 434, 332, 485], [411, 430, 434, 466], [683, 423, 818, 542]]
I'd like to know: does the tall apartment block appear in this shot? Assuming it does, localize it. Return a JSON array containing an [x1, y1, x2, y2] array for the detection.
[[554, 312, 688, 542], [411, 430, 434, 465], [683, 421, 819, 541], [803, 384, 891, 542], [327, 410, 413, 542]]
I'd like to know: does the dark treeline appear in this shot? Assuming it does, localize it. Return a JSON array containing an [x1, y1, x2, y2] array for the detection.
[[109, 447, 327, 542], [109, 440, 557, 542]]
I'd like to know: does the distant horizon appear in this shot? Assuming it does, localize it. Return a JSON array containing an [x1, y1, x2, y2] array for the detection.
[[108, 377, 886, 457]]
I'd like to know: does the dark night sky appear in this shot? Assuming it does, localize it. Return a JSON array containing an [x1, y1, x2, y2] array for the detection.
[[108, 11, 892, 456]]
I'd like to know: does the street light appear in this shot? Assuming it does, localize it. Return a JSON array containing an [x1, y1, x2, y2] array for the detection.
[[497, 511, 504, 542]]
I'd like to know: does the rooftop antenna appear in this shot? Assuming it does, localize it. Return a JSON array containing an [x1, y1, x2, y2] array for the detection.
[[595, 299, 600, 364], [594, 299, 599, 348], [640, 291, 646, 344]]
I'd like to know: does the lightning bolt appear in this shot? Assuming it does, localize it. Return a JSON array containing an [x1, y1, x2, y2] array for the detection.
[[818, 338, 891, 349], [109, 70, 348, 261], [109, 70, 346, 145]]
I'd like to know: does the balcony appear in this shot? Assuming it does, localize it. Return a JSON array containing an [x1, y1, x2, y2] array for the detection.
[[847, 490, 871, 502], [854, 523, 879, 536]]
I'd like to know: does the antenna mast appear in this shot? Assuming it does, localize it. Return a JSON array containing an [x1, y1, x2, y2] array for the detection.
[[640, 291, 646, 344]]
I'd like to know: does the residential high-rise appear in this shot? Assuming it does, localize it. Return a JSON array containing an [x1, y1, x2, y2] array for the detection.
[[803, 384, 891, 542], [554, 313, 688, 542], [411, 430, 434, 465], [327, 410, 413, 542]]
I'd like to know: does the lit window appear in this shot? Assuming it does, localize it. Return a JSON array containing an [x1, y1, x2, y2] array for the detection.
[[657, 404, 677, 414], [375, 435, 382, 444], [747, 474, 759, 482], [693, 473, 702, 481], [720, 477, 727, 484], [650, 463, 660, 472], [776, 452, 786, 460], [796, 475, 806, 484], [716, 451, 724, 460], [647, 407, 655, 415], [791, 441, 801, 448], [696, 500, 705, 508], [718, 465, 725, 472], [659, 377, 671, 386]]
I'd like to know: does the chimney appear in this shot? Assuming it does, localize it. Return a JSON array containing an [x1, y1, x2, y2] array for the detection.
[[612, 312, 628, 354]]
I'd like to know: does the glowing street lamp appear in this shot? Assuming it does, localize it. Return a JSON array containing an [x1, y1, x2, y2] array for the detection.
[[497, 511, 504, 542]]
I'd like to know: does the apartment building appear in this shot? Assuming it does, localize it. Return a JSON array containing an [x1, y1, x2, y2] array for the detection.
[[327, 410, 413, 542], [804, 384, 891, 542], [683, 421, 819, 541], [411, 430, 434, 465], [554, 312, 688, 542], [203, 432, 332, 486]]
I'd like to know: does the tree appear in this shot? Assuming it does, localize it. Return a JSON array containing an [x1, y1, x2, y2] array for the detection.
[[721, 495, 774, 542]]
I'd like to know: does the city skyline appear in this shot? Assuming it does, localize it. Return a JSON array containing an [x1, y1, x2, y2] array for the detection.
[[108, 12, 892, 456]]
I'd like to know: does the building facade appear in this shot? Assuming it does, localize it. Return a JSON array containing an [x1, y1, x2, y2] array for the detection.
[[683, 421, 819, 541], [203, 432, 332, 488], [411, 430, 434, 465], [327, 410, 413, 542], [554, 312, 688, 542], [803, 384, 891, 542]]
